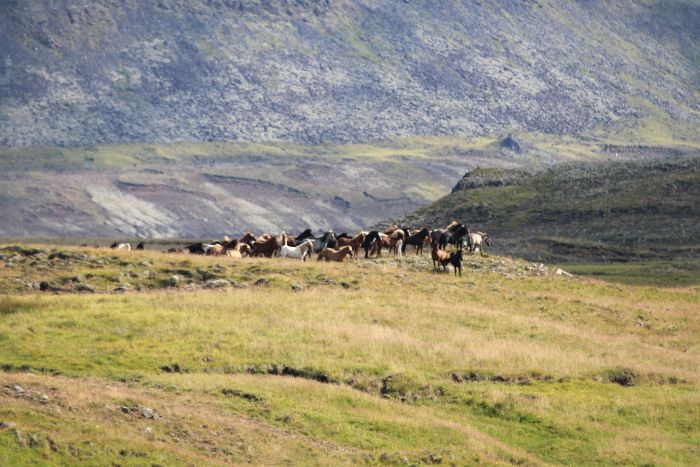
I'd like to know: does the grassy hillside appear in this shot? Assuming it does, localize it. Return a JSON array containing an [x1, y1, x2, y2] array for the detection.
[[399, 155, 700, 262], [0, 245, 699, 464]]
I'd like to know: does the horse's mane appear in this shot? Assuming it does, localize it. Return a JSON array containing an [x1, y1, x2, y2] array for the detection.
[[296, 228, 314, 240], [351, 231, 365, 242], [446, 221, 462, 232], [319, 230, 336, 241]]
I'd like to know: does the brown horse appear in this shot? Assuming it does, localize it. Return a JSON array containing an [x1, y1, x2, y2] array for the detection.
[[225, 243, 252, 258], [205, 244, 225, 256], [253, 234, 284, 258], [317, 246, 354, 262], [380, 230, 405, 257], [239, 232, 257, 245], [337, 232, 366, 257], [431, 242, 450, 271], [384, 225, 399, 235]]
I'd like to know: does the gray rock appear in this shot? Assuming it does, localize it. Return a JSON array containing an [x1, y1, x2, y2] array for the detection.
[[76, 284, 96, 293], [140, 408, 157, 419], [205, 279, 231, 289], [114, 283, 132, 293], [166, 275, 181, 286], [291, 283, 303, 292]]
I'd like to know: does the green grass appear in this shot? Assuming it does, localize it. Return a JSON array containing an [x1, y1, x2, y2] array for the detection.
[[561, 260, 700, 287], [401, 155, 700, 263], [0, 245, 699, 464]]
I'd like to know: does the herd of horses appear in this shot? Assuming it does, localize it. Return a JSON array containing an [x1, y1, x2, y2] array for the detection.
[[110, 222, 490, 276]]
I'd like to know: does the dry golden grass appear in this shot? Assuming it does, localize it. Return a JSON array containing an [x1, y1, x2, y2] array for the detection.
[[0, 244, 698, 464]]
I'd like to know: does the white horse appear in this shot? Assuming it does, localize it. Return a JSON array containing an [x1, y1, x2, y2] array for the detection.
[[467, 232, 490, 256], [277, 239, 314, 261], [111, 242, 131, 251]]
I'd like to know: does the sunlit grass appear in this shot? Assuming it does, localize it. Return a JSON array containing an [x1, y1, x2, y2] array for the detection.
[[0, 244, 699, 464]]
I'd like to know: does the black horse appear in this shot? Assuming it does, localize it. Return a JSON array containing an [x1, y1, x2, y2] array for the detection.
[[319, 231, 338, 249], [136, 242, 145, 250], [445, 225, 469, 250], [362, 231, 382, 258], [402, 228, 431, 255], [295, 228, 315, 242], [449, 250, 463, 276], [185, 242, 206, 254]]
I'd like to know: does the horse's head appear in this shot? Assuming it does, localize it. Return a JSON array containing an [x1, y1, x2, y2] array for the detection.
[[482, 234, 490, 247]]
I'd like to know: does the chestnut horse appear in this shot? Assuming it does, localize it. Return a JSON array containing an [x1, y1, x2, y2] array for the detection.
[[337, 232, 366, 257], [431, 242, 450, 271], [381, 230, 405, 257], [252, 233, 285, 258], [226, 243, 252, 258], [317, 246, 354, 262]]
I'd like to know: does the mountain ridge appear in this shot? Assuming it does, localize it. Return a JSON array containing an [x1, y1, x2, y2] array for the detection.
[[1, 0, 698, 147]]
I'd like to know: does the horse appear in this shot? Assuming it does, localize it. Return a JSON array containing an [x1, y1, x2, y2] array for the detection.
[[136, 242, 145, 250], [110, 242, 131, 251], [467, 232, 490, 256], [322, 231, 338, 249], [185, 242, 206, 254], [384, 225, 399, 235], [402, 228, 431, 255], [309, 231, 337, 253], [252, 233, 286, 258], [446, 225, 469, 249], [239, 232, 257, 245], [204, 244, 225, 256], [362, 231, 383, 258], [431, 242, 449, 271], [225, 243, 252, 258], [381, 230, 405, 257], [278, 239, 314, 261], [431, 222, 469, 250], [337, 232, 366, 257], [317, 246, 354, 262], [295, 228, 315, 243], [449, 250, 463, 276], [430, 221, 462, 248]]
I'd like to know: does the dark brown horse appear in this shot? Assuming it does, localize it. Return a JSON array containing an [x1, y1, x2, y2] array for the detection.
[[252, 235, 283, 258], [402, 228, 430, 255]]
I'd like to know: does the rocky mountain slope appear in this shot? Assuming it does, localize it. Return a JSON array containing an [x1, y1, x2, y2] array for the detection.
[[0, 138, 505, 237], [398, 154, 700, 262], [1, 0, 698, 147]]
